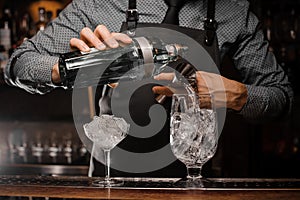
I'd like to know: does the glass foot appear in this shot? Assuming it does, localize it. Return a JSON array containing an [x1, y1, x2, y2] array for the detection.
[[174, 177, 212, 188], [92, 178, 124, 187]]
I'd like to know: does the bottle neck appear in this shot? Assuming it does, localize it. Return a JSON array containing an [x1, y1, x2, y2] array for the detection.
[[4, 21, 9, 29], [37, 8, 46, 31], [39, 12, 45, 22]]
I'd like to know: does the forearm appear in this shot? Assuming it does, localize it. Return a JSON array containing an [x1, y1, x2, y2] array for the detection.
[[5, 45, 60, 94]]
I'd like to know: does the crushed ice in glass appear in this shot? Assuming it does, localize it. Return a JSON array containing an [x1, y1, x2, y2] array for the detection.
[[83, 115, 130, 150]]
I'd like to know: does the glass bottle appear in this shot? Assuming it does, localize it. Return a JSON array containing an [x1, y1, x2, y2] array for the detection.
[[19, 13, 31, 42], [263, 9, 275, 52], [58, 37, 188, 88], [0, 8, 12, 51], [289, 8, 297, 41], [36, 7, 47, 32], [46, 11, 53, 23]]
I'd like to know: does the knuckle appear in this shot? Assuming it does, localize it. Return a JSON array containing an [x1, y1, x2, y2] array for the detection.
[[111, 32, 118, 37], [80, 27, 90, 35], [69, 38, 76, 44], [69, 38, 82, 48], [95, 24, 108, 32]]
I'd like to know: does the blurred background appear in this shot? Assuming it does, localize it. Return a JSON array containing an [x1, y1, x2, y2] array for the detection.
[[0, 0, 299, 178]]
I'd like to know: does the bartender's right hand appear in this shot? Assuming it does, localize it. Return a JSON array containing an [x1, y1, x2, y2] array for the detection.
[[52, 25, 132, 83], [70, 25, 132, 51]]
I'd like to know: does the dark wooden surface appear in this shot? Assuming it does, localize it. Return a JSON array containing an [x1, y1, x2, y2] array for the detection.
[[1, 186, 300, 200], [0, 176, 299, 199]]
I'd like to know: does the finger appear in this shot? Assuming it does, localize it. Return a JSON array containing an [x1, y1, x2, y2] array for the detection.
[[80, 27, 106, 50], [153, 73, 175, 81], [69, 38, 90, 52], [152, 86, 174, 96], [111, 32, 132, 45], [108, 83, 118, 88], [199, 99, 212, 109], [197, 93, 212, 109], [94, 25, 119, 48]]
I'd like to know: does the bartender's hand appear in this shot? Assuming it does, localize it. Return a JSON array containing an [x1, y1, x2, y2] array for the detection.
[[152, 71, 248, 112], [52, 25, 132, 83]]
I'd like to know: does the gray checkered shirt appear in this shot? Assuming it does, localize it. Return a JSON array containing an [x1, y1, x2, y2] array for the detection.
[[4, 0, 293, 121]]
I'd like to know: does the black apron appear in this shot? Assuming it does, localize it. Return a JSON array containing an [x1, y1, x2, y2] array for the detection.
[[93, 0, 220, 178]]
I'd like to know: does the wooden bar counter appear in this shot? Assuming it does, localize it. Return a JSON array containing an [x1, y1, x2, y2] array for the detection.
[[0, 175, 299, 200]]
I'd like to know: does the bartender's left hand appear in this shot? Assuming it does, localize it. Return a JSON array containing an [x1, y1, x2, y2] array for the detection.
[[152, 71, 248, 112]]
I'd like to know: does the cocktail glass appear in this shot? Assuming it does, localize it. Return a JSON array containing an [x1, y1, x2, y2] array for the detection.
[[170, 93, 218, 187], [83, 115, 129, 187]]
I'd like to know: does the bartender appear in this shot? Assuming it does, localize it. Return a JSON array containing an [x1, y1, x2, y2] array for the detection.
[[5, 0, 293, 177]]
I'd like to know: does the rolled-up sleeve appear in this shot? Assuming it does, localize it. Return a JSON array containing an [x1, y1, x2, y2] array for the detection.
[[231, 9, 293, 121]]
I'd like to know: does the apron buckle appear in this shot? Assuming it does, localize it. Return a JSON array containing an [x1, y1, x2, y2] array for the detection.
[[126, 9, 139, 36], [204, 18, 218, 46]]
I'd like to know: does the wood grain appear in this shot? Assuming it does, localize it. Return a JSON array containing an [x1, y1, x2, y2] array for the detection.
[[0, 176, 299, 200]]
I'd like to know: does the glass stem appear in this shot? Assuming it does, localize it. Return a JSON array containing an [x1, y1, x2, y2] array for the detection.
[[187, 166, 202, 180], [104, 150, 111, 182]]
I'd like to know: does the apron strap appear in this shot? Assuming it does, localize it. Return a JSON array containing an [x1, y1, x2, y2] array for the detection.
[[128, 0, 136, 8], [125, 0, 218, 42], [204, 0, 218, 46], [126, 0, 139, 36]]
